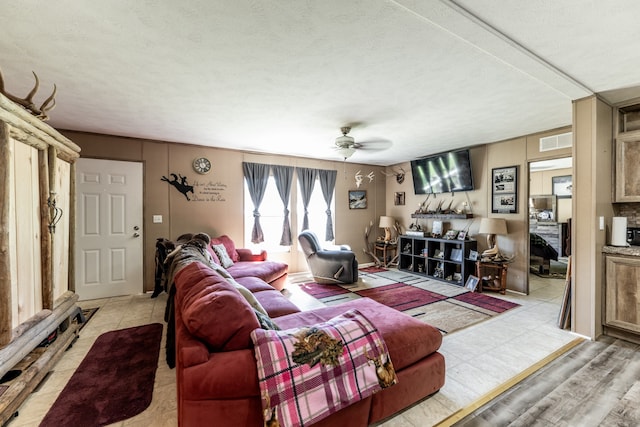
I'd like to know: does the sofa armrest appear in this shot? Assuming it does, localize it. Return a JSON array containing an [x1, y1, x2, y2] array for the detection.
[[178, 333, 211, 368], [236, 248, 267, 261]]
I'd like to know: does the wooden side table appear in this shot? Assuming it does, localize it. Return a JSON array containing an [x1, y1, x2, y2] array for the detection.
[[476, 261, 508, 294], [375, 242, 397, 268]]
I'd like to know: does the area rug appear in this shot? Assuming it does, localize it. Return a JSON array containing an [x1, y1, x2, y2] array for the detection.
[[299, 269, 519, 334], [39, 323, 163, 427]]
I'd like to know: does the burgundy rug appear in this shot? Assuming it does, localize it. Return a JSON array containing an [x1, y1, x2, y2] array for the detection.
[[299, 269, 519, 333], [355, 282, 447, 311], [39, 323, 163, 427], [453, 291, 519, 313]]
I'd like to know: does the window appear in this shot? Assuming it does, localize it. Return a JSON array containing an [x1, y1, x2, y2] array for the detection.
[[297, 177, 335, 245], [244, 176, 290, 253], [243, 170, 335, 251]]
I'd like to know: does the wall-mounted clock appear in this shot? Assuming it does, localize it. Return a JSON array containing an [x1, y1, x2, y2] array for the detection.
[[193, 157, 211, 174]]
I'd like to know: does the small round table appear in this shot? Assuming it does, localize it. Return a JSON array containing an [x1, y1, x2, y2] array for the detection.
[[375, 242, 397, 268]]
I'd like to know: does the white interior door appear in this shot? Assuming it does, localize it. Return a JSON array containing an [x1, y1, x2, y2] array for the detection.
[[75, 158, 143, 300]]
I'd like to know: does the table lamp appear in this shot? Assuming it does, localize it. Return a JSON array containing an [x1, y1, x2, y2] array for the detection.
[[478, 218, 507, 257], [379, 216, 395, 242]]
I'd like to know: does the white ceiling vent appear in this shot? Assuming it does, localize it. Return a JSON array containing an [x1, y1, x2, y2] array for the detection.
[[539, 132, 572, 152]]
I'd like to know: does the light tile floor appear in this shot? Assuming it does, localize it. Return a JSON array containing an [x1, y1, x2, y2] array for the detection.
[[10, 272, 577, 427]]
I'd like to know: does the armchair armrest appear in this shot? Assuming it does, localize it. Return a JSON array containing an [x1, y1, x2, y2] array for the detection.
[[314, 249, 356, 261], [236, 248, 268, 262]]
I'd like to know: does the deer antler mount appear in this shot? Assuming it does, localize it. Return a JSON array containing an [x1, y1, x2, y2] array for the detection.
[[0, 68, 57, 121], [382, 167, 406, 184]]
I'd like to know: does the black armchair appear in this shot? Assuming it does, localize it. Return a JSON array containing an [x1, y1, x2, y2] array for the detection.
[[298, 230, 358, 284]]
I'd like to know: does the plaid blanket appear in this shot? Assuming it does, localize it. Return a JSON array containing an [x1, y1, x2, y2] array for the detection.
[[251, 309, 397, 427]]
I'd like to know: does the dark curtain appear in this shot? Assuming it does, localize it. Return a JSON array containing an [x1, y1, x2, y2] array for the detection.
[[272, 165, 294, 246], [318, 169, 337, 241], [242, 162, 270, 243], [297, 167, 318, 232]]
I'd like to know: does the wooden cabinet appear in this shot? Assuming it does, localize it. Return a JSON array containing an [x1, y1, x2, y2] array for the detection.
[[614, 134, 640, 202], [1, 94, 80, 343], [399, 235, 477, 286], [0, 93, 81, 422], [604, 254, 640, 343], [614, 105, 640, 202]]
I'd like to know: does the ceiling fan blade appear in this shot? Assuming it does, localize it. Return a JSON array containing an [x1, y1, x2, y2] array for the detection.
[[355, 139, 392, 151]]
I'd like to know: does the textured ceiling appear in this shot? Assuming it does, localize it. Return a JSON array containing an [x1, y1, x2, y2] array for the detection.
[[2, 1, 640, 166]]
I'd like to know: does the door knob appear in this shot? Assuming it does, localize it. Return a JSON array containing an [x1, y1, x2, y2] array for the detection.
[[134, 225, 140, 230], [133, 232, 140, 238]]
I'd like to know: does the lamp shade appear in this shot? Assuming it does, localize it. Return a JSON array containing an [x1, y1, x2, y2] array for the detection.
[[379, 216, 395, 229], [479, 218, 507, 235]]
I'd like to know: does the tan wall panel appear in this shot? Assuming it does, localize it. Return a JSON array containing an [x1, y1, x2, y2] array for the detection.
[[487, 138, 528, 293], [64, 131, 143, 161], [572, 96, 614, 339], [526, 126, 573, 160], [143, 141, 170, 293], [65, 131, 388, 290], [594, 99, 615, 337]]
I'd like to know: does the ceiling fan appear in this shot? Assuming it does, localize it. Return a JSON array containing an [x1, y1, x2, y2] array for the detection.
[[333, 126, 391, 160]]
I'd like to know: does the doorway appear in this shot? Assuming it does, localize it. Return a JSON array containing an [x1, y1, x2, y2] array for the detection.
[[75, 158, 143, 300], [528, 157, 572, 295]]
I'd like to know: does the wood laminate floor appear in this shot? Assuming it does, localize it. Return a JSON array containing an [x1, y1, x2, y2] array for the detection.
[[454, 335, 640, 426]]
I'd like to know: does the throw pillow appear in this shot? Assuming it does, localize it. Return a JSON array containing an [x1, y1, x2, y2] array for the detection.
[[211, 244, 234, 268], [254, 309, 280, 330], [251, 309, 397, 427], [205, 244, 221, 265], [211, 235, 240, 262]]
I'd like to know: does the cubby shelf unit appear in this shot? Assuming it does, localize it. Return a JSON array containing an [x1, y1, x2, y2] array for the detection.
[[398, 235, 477, 286]]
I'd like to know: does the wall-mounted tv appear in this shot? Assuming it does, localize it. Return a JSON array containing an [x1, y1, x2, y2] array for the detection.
[[410, 149, 474, 194]]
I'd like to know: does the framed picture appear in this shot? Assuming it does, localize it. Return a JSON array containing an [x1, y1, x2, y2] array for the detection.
[[492, 166, 518, 213], [450, 248, 463, 262], [394, 191, 405, 206], [457, 230, 467, 241], [469, 250, 479, 261], [348, 190, 367, 209], [552, 175, 572, 198], [444, 229, 458, 240], [432, 220, 443, 237], [465, 275, 479, 292]]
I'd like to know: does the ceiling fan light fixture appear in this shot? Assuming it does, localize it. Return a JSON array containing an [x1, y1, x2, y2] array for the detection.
[[337, 146, 356, 159], [335, 134, 355, 146]]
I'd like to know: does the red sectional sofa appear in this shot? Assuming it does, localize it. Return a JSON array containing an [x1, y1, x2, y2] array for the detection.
[[172, 256, 445, 426]]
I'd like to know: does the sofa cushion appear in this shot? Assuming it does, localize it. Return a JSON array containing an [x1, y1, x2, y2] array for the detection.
[[211, 235, 239, 262], [175, 262, 259, 352], [252, 289, 301, 318], [235, 276, 276, 293], [275, 298, 442, 371], [211, 243, 234, 268], [227, 261, 288, 285]]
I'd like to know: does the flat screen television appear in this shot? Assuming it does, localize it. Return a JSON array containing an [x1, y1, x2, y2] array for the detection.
[[410, 149, 474, 194]]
